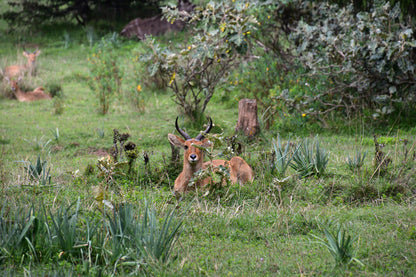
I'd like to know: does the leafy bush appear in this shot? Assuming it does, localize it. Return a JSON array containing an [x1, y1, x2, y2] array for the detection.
[[290, 1, 416, 121], [87, 33, 123, 114], [141, 0, 258, 119]]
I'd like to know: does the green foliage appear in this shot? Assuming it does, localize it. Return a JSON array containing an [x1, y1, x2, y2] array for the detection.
[[346, 150, 367, 171], [1, 0, 161, 28], [141, 0, 258, 119], [49, 198, 83, 255], [312, 223, 363, 268], [87, 33, 123, 114], [0, 205, 38, 262], [0, 199, 183, 274], [290, 137, 329, 178], [270, 134, 296, 178], [20, 155, 51, 186], [290, 1, 416, 120], [105, 201, 183, 270], [136, 201, 183, 264]]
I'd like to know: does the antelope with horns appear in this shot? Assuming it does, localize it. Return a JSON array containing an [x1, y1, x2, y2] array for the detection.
[[168, 117, 253, 193], [3, 50, 41, 79], [120, 0, 195, 40], [5, 77, 51, 102]]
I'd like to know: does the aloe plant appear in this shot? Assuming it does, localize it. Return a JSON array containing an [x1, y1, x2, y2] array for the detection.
[[271, 134, 298, 178], [346, 150, 367, 171], [20, 155, 51, 185], [312, 224, 364, 268], [291, 137, 329, 178]]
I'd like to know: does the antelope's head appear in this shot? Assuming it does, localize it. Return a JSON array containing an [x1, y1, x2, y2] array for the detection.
[[23, 50, 41, 66], [4, 76, 21, 92], [168, 117, 213, 167]]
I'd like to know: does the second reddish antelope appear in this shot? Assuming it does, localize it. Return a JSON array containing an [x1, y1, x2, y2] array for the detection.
[[168, 117, 253, 193], [3, 50, 41, 79], [5, 77, 51, 102]]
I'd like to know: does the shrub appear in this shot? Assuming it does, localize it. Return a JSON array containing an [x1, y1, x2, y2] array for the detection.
[[87, 33, 123, 114], [289, 1, 416, 121], [141, 0, 258, 120]]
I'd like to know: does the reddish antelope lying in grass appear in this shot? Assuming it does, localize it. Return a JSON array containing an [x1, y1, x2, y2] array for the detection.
[[3, 50, 41, 79], [5, 77, 51, 102], [168, 117, 253, 193]]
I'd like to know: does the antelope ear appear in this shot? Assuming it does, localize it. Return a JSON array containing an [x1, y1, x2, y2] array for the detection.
[[34, 50, 41, 56], [201, 138, 213, 148], [168, 134, 185, 148], [23, 51, 30, 57]]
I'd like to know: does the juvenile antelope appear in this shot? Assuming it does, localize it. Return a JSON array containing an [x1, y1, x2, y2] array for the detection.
[[5, 77, 51, 102], [120, 0, 195, 40], [3, 50, 41, 78], [168, 117, 253, 193]]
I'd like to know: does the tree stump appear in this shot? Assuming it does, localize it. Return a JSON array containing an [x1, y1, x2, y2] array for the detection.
[[235, 98, 259, 137]]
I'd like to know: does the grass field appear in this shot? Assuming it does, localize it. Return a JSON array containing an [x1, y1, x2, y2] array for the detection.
[[1, 21, 416, 276]]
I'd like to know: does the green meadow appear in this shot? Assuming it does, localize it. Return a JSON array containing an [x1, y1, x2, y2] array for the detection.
[[1, 2, 416, 276]]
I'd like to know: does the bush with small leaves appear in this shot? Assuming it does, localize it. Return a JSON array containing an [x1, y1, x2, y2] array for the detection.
[[141, 0, 258, 120], [289, 1, 416, 121], [87, 33, 123, 114]]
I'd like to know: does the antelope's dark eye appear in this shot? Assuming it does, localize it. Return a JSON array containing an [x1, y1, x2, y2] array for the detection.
[[184, 145, 189, 150]]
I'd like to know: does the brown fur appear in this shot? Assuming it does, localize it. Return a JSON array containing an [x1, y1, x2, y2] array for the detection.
[[120, 0, 194, 40], [5, 77, 51, 102], [3, 50, 41, 79], [168, 134, 253, 193]]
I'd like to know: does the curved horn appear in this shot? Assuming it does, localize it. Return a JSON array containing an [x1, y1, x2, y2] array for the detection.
[[195, 116, 213, 141], [175, 117, 191, 140]]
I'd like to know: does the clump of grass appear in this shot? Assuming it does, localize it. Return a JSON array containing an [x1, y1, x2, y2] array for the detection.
[[24, 136, 52, 153]]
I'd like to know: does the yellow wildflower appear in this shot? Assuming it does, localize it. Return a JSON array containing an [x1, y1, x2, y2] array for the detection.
[[302, 113, 306, 117], [169, 72, 176, 85], [188, 46, 192, 50], [137, 85, 141, 91]]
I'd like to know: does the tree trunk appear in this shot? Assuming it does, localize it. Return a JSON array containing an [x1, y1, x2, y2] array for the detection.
[[235, 98, 259, 137]]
